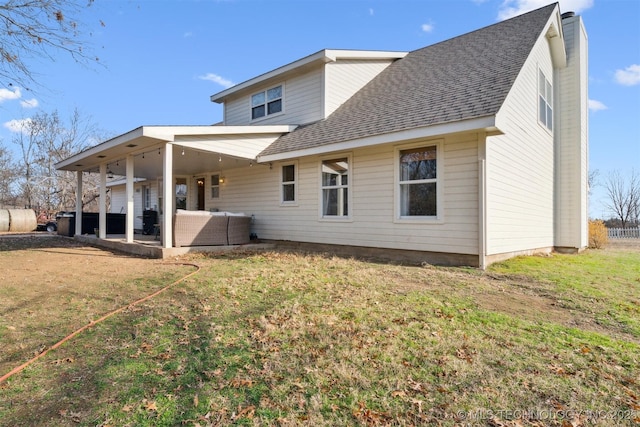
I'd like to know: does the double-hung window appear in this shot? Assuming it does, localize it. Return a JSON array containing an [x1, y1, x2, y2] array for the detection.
[[281, 163, 296, 204], [251, 85, 283, 120], [398, 146, 438, 218], [321, 157, 349, 217], [211, 174, 220, 199], [175, 178, 187, 211], [538, 69, 553, 131]]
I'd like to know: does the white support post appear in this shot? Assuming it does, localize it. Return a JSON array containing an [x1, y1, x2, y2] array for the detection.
[[99, 163, 107, 239], [162, 143, 173, 248], [75, 171, 83, 236], [125, 154, 135, 243]]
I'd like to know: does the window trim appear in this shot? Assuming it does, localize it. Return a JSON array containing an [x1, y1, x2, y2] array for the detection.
[[280, 161, 298, 206], [394, 140, 443, 223], [210, 174, 221, 200], [175, 176, 188, 212], [250, 84, 284, 122], [538, 68, 553, 132], [319, 153, 353, 222]]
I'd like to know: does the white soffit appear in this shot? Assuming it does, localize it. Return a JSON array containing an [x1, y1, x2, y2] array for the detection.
[[56, 125, 296, 171], [174, 135, 283, 159]]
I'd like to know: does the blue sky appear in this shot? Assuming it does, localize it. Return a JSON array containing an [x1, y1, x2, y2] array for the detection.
[[0, 0, 638, 218]]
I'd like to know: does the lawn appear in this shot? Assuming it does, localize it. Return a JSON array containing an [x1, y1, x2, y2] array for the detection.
[[0, 236, 638, 426]]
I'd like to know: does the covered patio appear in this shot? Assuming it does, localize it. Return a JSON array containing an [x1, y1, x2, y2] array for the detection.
[[73, 232, 274, 259], [55, 125, 295, 253]]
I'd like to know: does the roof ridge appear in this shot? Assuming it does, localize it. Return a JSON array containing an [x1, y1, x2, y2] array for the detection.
[[259, 2, 559, 158], [409, 2, 558, 55]]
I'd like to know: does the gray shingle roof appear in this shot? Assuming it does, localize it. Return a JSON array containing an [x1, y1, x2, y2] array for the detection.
[[259, 3, 557, 158]]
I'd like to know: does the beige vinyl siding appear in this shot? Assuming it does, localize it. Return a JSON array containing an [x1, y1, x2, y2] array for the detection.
[[110, 186, 126, 215], [487, 30, 556, 255], [109, 182, 159, 229], [199, 133, 479, 255], [223, 68, 323, 126], [555, 15, 589, 249], [324, 59, 396, 117]]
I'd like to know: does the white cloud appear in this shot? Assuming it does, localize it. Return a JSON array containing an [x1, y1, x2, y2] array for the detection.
[[369, 8, 374, 16], [421, 22, 434, 33], [3, 118, 32, 133], [498, 0, 593, 20], [614, 64, 640, 86], [588, 99, 607, 112], [20, 98, 38, 108], [0, 86, 22, 103], [198, 73, 234, 89], [183, 31, 194, 38]]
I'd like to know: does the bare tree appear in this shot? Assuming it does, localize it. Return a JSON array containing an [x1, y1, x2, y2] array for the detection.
[[0, 0, 100, 90], [603, 169, 639, 228], [12, 108, 102, 214], [0, 142, 17, 206], [588, 169, 599, 196]]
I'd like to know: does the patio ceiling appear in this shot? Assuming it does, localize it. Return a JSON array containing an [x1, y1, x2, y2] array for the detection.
[[55, 125, 297, 179]]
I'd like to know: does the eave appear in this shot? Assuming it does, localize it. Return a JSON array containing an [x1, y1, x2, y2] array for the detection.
[[56, 125, 297, 178], [258, 116, 501, 163]]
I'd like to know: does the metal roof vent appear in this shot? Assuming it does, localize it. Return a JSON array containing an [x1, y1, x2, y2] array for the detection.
[[561, 11, 575, 19]]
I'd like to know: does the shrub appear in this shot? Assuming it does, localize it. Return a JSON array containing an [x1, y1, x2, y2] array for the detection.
[[589, 220, 608, 249]]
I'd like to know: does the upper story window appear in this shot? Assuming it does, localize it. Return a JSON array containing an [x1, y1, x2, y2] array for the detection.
[[281, 163, 297, 204], [398, 145, 438, 218], [321, 157, 349, 217], [251, 85, 283, 120], [538, 69, 553, 131]]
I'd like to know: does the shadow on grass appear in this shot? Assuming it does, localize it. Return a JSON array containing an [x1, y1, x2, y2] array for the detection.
[[0, 277, 291, 427]]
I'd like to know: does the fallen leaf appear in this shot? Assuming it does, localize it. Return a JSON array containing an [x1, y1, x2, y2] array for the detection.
[[193, 393, 199, 408], [144, 400, 158, 411], [234, 405, 255, 419], [122, 404, 133, 413]]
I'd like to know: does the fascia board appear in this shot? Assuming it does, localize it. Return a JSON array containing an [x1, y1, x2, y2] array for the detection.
[[546, 7, 567, 68], [55, 127, 146, 170], [325, 49, 408, 61], [56, 125, 297, 170], [258, 116, 499, 163], [153, 125, 297, 136]]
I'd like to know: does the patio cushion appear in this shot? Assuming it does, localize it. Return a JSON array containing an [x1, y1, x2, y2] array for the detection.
[[173, 212, 229, 247], [172, 210, 252, 247]]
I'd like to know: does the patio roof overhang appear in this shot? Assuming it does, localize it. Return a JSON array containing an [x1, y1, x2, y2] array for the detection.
[[56, 125, 297, 179]]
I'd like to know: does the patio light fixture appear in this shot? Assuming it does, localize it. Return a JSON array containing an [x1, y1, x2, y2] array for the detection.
[[107, 168, 114, 179]]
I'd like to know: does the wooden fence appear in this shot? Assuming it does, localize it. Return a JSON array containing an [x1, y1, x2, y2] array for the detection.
[[608, 227, 640, 239]]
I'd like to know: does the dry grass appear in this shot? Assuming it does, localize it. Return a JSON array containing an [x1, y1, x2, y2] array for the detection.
[[0, 235, 638, 426]]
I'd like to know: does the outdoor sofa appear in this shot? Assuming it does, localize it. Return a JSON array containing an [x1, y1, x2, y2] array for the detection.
[[172, 209, 251, 247]]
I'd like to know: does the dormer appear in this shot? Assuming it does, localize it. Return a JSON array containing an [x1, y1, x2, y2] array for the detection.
[[210, 49, 407, 126]]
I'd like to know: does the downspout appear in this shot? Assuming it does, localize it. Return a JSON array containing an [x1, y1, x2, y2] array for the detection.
[[478, 133, 488, 270]]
